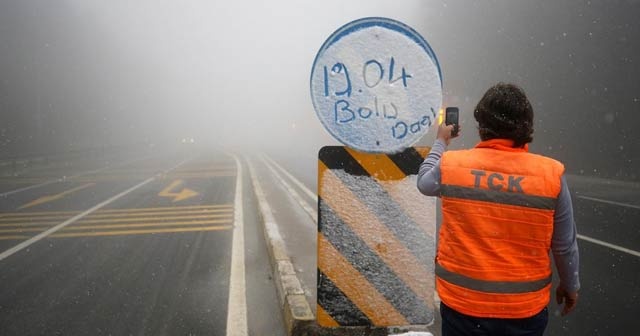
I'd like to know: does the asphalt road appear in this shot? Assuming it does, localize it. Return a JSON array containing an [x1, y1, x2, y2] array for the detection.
[[0, 151, 285, 335], [2, 148, 637, 336]]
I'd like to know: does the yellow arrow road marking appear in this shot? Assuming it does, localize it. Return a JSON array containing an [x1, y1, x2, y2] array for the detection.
[[18, 183, 96, 210], [158, 179, 199, 202]]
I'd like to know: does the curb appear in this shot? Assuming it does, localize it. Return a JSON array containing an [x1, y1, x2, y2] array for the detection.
[[246, 158, 315, 335]]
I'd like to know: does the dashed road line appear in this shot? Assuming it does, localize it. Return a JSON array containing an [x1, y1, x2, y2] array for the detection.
[[578, 195, 640, 210], [577, 234, 640, 258], [264, 155, 317, 202], [574, 196, 640, 257]]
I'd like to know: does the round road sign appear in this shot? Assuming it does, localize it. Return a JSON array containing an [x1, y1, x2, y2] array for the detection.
[[311, 17, 442, 153]]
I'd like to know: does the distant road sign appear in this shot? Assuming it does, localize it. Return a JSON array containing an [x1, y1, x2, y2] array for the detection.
[[311, 17, 442, 153]]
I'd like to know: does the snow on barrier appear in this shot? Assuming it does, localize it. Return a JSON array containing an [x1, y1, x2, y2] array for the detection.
[[317, 146, 437, 327]]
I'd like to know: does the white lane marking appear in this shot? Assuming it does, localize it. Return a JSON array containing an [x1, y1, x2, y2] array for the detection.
[[0, 158, 189, 262], [0, 155, 151, 197], [577, 234, 640, 258], [578, 196, 640, 210], [264, 155, 317, 202], [261, 155, 317, 225], [245, 157, 286, 247], [226, 155, 247, 336]]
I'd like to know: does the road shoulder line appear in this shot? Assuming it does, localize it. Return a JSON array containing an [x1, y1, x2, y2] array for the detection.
[[245, 157, 314, 335], [578, 195, 640, 210]]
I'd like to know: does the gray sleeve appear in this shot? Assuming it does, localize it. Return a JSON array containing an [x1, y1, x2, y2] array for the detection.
[[551, 175, 581, 293], [417, 139, 446, 196]]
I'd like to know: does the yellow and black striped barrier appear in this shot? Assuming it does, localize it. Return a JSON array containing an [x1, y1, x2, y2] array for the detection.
[[317, 146, 436, 327]]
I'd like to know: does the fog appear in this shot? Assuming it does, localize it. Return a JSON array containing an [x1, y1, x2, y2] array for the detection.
[[1, 0, 638, 180]]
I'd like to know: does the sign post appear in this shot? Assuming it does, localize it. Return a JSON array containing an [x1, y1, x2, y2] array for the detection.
[[310, 17, 442, 331]]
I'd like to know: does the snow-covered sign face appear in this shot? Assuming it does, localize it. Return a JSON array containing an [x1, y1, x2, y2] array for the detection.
[[311, 17, 442, 153]]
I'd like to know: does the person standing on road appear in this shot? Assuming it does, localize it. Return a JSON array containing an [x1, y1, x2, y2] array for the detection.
[[417, 83, 580, 336]]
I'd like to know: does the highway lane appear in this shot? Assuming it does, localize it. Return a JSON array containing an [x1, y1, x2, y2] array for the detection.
[[270, 152, 640, 335], [0, 151, 286, 335], [548, 175, 640, 335]]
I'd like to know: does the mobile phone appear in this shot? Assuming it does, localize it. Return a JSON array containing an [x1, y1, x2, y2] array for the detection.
[[445, 107, 459, 136]]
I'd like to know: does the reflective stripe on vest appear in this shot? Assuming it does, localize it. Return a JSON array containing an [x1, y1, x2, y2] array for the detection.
[[440, 185, 556, 209], [435, 263, 552, 294]]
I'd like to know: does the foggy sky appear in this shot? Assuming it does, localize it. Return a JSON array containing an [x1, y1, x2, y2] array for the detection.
[[0, 0, 638, 180]]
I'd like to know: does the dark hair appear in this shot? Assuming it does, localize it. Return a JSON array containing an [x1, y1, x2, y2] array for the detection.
[[473, 83, 534, 147]]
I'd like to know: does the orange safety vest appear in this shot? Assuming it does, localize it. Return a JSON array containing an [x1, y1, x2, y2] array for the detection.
[[437, 139, 564, 318]]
